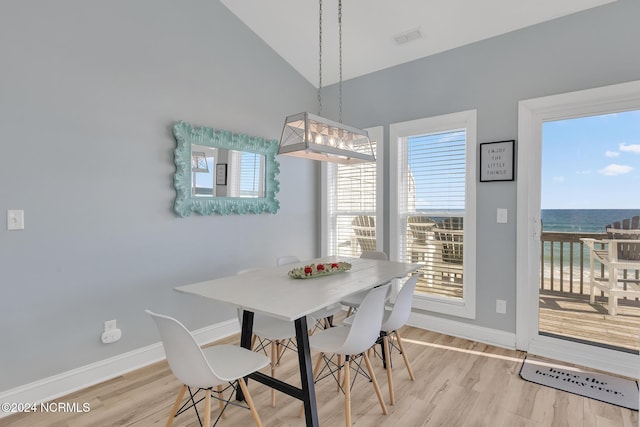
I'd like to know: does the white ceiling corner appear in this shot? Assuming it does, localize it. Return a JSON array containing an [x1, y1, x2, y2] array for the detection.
[[220, 0, 617, 87]]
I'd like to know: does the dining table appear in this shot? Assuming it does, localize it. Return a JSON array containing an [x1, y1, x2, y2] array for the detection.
[[174, 255, 420, 427]]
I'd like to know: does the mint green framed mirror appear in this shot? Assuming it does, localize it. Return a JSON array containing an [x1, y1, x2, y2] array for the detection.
[[172, 121, 280, 216]]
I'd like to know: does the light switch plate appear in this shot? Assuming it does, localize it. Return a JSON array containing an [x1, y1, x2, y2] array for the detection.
[[497, 208, 508, 224], [7, 210, 24, 230], [496, 299, 507, 314]]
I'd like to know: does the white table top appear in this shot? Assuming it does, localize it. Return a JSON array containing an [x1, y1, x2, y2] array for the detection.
[[175, 256, 420, 322]]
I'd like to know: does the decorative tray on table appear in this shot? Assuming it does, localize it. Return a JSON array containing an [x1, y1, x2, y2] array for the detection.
[[288, 262, 352, 279]]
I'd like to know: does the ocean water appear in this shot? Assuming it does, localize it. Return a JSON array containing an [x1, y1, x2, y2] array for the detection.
[[542, 209, 640, 233], [541, 209, 640, 280]]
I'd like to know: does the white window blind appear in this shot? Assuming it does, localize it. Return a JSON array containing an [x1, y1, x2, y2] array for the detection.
[[326, 140, 378, 257], [228, 151, 265, 198], [398, 129, 466, 300], [403, 130, 466, 212], [239, 151, 265, 198], [391, 110, 476, 319]]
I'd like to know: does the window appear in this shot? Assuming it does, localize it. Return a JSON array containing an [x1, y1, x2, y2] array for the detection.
[[322, 127, 383, 257], [193, 151, 215, 196], [228, 151, 265, 198], [239, 151, 265, 198], [390, 111, 476, 318]]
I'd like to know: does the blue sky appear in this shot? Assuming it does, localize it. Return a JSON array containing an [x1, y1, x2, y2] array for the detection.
[[542, 110, 640, 209]]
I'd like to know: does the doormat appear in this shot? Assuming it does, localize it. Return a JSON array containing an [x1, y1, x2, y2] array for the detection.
[[519, 356, 638, 410]]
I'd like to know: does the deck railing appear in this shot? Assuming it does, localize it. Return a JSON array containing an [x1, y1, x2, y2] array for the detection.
[[540, 231, 602, 294], [540, 231, 606, 294], [540, 230, 640, 298]]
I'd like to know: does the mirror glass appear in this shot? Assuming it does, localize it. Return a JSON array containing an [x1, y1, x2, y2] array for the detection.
[[173, 121, 280, 216], [190, 144, 266, 198]]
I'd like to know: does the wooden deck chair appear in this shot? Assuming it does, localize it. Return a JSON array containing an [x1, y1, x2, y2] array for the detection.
[[582, 216, 640, 315], [352, 215, 377, 253], [432, 217, 464, 284], [407, 216, 435, 264]]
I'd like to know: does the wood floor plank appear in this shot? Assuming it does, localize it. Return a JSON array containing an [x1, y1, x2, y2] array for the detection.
[[2, 319, 637, 427]]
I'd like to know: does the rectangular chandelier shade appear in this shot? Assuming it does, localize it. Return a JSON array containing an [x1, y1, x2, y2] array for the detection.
[[279, 112, 375, 165]]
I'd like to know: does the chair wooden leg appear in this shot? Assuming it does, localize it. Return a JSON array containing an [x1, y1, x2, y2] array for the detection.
[[271, 340, 278, 407], [363, 352, 388, 415], [251, 335, 257, 351], [204, 388, 211, 427], [394, 330, 415, 380], [382, 335, 394, 405], [165, 384, 187, 427], [346, 307, 354, 317], [238, 379, 263, 427], [278, 340, 287, 360], [216, 385, 225, 417], [344, 357, 351, 427]]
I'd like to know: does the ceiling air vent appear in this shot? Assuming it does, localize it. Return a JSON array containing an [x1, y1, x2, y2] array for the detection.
[[393, 28, 423, 46]]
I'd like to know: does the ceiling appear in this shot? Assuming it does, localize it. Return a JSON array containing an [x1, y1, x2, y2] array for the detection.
[[220, 0, 616, 87]]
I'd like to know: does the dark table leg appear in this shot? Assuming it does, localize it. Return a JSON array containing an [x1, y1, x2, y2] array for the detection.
[[294, 316, 319, 427], [237, 310, 255, 401], [238, 312, 319, 426]]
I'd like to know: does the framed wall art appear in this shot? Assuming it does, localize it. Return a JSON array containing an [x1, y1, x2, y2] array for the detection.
[[216, 163, 227, 186], [480, 140, 515, 182]]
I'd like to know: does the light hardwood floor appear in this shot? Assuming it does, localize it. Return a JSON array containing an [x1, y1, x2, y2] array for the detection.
[[3, 325, 637, 427]]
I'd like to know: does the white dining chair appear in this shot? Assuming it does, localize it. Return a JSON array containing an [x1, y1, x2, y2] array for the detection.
[[236, 268, 298, 408], [276, 255, 342, 330], [146, 310, 269, 427], [378, 274, 418, 404], [306, 285, 390, 426], [340, 251, 391, 316], [343, 274, 417, 404]]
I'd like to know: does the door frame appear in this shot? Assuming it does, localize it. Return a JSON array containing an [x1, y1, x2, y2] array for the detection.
[[516, 80, 640, 378]]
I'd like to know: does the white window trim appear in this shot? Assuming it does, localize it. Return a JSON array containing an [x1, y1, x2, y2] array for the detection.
[[390, 110, 477, 319], [321, 126, 384, 256]]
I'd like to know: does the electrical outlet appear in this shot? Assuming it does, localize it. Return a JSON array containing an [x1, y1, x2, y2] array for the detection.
[[101, 320, 121, 344], [101, 328, 122, 344]]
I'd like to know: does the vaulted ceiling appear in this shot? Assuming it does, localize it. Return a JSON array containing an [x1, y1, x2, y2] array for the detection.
[[221, 0, 616, 87]]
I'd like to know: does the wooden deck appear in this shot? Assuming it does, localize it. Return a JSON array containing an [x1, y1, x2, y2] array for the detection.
[[414, 278, 640, 352], [539, 290, 640, 352]]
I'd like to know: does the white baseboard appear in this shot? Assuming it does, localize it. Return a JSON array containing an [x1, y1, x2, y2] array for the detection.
[[0, 319, 239, 419], [408, 312, 517, 350]]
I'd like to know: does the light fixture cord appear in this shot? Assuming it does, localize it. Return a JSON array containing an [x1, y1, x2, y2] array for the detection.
[[338, 0, 343, 123], [318, 0, 323, 116]]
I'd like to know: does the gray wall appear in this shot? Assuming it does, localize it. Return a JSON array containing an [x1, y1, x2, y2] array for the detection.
[[320, 0, 640, 331], [0, 0, 317, 391], [2, 0, 639, 394]]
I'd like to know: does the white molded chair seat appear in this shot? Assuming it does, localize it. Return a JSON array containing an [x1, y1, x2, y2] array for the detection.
[[146, 310, 269, 427], [340, 251, 390, 316], [236, 267, 298, 408], [251, 313, 297, 340], [307, 285, 390, 426]]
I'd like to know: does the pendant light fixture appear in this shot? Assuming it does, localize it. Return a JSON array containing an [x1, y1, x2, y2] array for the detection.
[[278, 0, 375, 165]]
